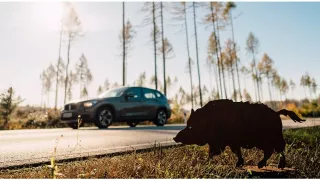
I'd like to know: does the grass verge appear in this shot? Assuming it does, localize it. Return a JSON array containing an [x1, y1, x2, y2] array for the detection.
[[0, 126, 319, 178]]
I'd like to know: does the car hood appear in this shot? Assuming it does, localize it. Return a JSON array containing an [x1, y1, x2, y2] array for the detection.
[[66, 97, 117, 104], [66, 97, 101, 104]]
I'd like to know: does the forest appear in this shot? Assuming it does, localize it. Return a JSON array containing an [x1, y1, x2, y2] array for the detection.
[[0, 2, 319, 130]]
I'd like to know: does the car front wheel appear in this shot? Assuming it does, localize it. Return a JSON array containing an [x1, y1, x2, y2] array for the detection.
[[154, 109, 167, 126], [95, 107, 113, 129]]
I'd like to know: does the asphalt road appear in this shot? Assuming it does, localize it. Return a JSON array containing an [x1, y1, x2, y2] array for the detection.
[[0, 118, 319, 169]]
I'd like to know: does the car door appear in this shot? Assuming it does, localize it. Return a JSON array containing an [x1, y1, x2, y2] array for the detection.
[[119, 87, 144, 120], [141, 88, 159, 119]]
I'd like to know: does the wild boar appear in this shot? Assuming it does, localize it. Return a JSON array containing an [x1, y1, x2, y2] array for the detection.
[[173, 99, 306, 169]]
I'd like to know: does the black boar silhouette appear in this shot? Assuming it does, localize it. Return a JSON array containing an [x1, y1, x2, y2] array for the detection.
[[173, 99, 306, 169]]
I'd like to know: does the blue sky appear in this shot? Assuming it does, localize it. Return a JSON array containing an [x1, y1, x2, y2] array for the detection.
[[0, 2, 319, 108]]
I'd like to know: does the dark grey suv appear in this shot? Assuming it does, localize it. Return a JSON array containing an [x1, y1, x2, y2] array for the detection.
[[60, 86, 172, 129]]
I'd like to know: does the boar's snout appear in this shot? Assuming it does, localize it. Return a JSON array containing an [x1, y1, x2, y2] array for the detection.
[[173, 129, 192, 144], [173, 137, 177, 142], [174, 128, 206, 146], [173, 135, 181, 143]]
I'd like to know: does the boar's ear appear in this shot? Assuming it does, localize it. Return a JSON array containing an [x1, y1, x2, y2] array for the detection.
[[191, 109, 195, 114]]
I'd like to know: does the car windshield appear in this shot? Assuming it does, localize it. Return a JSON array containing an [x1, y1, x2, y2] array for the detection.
[[98, 87, 127, 98]]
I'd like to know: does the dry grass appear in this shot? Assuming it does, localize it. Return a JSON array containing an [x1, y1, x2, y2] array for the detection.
[[1, 106, 185, 130], [1, 126, 319, 178], [1, 108, 68, 130]]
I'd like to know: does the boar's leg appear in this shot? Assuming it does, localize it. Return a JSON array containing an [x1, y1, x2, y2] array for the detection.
[[278, 152, 286, 169], [208, 144, 215, 159], [258, 149, 273, 169], [208, 143, 220, 160], [231, 146, 244, 167]]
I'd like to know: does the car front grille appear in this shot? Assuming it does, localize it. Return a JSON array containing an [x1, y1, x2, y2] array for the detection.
[[64, 103, 80, 111]]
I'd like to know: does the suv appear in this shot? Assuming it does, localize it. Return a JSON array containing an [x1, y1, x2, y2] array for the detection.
[[60, 86, 172, 129]]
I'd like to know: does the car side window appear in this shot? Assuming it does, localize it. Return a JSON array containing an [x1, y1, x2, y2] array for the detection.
[[143, 88, 156, 100], [155, 91, 162, 98], [126, 88, 141, 99]]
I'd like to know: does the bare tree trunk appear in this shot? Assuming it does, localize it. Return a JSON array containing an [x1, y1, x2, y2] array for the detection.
[[227, 70, 232, 98], [210, 3, 222, 99], [254, 82, 258, 102], [303, 86, 307, 99], [54, 20, 63, 110], [125, 47, 128, 86], [122, 2, 126, 86], [267, 78, 273, 102], [192, 2, 203, 107], [235, 60, 242, 100], [55, 58, 61, 108], [258, 73, 263, 102], [160, 2, 166, 96], [231, 67, 236, 101], [259, 78, 263, 102], [184, 3, 193, 109], [252, 54, 260, 102], [64, 34, 71, 105], [251, 68, 258, 102], [260, 79, 264, 102], [213, 63, 220, 98], [152, 2, 158, 90], [217, 61, 223, 98], [47, 92, 50, 109], [207, 66, 213, 93], [230, 12, 241, 101], [279, 90, 282, 108], [85, 79, 89, 99], [215, 13, 227, 99], [79, 67, 83, 99], [227, 48, 236, 101], [267, 77, 275, 108], [309, 87, 313, 101]]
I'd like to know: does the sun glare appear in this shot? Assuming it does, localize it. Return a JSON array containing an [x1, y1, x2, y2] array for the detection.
[[31, 2, 63, 32]]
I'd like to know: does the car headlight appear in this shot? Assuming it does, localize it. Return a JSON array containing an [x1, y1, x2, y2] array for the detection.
[[84, 100, 98, 107]]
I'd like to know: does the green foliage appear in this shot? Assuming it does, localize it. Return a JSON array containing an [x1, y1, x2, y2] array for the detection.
[[76, 54, 93, 99], [97, 86, 103, 96], [283, 126, 320, 148], [167, 100, 186, 124], [0, 87, 24, 127], [298, 100, 320, 117], [134, 72, 146, 86], [264, 99, 320, 118], [5, 107, 68, 130]]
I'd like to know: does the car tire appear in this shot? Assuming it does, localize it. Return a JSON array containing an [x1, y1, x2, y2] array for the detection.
[[95, 107, 113, 129], [154, 109, 167, 126], [127, 121, 139, 127]]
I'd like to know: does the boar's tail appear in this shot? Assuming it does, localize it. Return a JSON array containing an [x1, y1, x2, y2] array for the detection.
[[277, 109, 306, 123]]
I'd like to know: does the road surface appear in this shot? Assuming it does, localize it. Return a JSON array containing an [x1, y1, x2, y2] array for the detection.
[[0, 118, 319, 169]]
